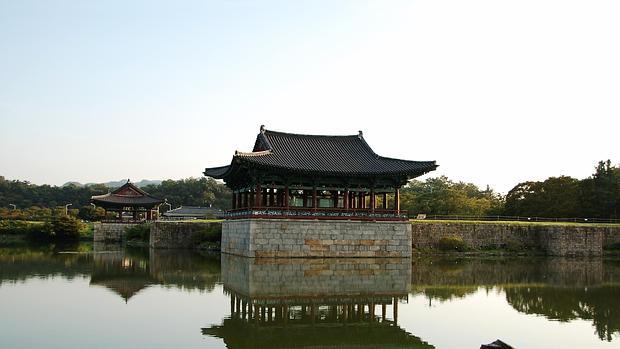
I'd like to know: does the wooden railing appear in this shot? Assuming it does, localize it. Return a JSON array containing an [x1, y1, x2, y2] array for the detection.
[[223, 206, 407, 221]]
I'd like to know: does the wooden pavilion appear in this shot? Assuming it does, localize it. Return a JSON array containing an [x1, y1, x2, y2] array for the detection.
[[205, 126, 437, 220], [91, 180, 163, 221]]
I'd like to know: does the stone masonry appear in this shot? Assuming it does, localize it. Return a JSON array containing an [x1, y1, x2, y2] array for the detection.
[[222, 219, 412, 258], [93, 222, 139, 242], [221, 254, 411, 298], [411, 222, 620, 256]]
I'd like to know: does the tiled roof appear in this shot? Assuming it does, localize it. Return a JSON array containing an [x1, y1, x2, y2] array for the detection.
[[91, 181, 163, 206], [163, 206, 222, 217], [205, 128, 437, 178]]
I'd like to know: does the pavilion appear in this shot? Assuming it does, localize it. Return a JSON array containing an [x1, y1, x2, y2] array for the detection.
[[205, 125, 437, 221], [91, 180, 163, 221]]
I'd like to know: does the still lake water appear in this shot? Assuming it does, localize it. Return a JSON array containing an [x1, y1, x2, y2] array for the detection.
[[0, 243, 618, 349]]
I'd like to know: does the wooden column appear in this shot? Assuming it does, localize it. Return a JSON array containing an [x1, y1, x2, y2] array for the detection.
[[232, 192, 237, 209], [312, 188, 317, 209], [393, 297, 398, 325], [382, 193, 387, 209], [237, 192, 243, 209], [262, 188, 268, 206], [370, 188, 376, 212], [343, 190, 349, 210], [394, 187, 400, 212], [269, 188, 275, 207], [243, 192, 249, 208], [359, 192, 365, 209], [381, 304, 387, 322], [284, 185, 290, 208], [302, 191, 308, 208], [255, 184, 262, 207], [332, 191, 339, 208]]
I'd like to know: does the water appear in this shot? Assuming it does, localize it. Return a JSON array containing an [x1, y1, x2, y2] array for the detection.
[[0, 242, 618, 349]]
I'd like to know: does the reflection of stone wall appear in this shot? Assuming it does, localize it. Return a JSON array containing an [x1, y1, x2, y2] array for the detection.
[[411, 257, 611, 288], [222, 254, 411, 298], [411, 222, 616, 256], [223, 219, 412, 257], [604, 228, 620, 248], [93, 222, 139, 242], [149, 221, 220, 249]]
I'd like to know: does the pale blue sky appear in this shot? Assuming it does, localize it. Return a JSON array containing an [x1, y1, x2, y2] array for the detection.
[[1, 1, 619, 192]]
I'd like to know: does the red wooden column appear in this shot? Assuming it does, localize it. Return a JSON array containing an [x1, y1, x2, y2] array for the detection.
[[343, 190, 349, 210], [312, 187, 318, 209], [370, 188, 376, 212], [382, 193, 387, 209], [332, 191, 339, 208], [394, 187, 400, 213], [255, 184, 262, 207], [359, 192, 365, 209], [284, 185, 290, 208], [268, 188, 275, 207]]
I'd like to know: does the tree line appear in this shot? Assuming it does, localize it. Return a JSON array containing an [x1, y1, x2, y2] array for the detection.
[[1, 160, 618, 220], [0, 176, 232, 221]]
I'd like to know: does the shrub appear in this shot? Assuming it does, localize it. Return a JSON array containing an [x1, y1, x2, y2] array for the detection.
[[125, 223, 151, 242], [50, 215, 83, 240], [436, 235, 468, 252], [0, 220, 43, 235], [192, 223, 222, 245]]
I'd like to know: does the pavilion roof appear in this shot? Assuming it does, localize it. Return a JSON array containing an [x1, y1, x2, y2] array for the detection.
[[204, 127, 438, 179], [91, 181, 163, 206]]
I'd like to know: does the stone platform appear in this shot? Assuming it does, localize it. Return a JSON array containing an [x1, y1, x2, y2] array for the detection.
[[222, 218, 412, 258]]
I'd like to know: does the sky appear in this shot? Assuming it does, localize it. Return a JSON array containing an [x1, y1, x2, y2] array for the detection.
[[0, 0, 618, 193]]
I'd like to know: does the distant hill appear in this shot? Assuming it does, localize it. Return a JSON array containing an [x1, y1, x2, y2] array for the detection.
[[62, 179, 163, 188]]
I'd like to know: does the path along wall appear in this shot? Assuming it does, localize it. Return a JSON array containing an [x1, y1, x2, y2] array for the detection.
[[411, 222, 620, 256], [222, 219, 411, 258]]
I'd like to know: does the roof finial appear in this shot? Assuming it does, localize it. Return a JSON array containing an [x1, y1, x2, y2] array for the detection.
[[127, 179, 130, 183], [260, 125, 266, 133], [358, 130, 363, 138]]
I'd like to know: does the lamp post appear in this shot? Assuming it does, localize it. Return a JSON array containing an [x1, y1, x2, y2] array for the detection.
[[9, 204, 16, 210], [65, 203, 73, 215]]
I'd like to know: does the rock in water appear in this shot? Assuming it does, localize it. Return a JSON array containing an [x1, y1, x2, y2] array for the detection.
[[480, 339, 515, 349]]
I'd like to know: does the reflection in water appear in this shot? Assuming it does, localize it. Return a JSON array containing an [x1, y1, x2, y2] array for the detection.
[[410, 257, 620, 341], [0, 243, 619, 346], [203, 254, 433, 349]]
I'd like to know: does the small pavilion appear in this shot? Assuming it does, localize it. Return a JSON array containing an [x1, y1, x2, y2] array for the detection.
[[205, 126, 437, 221], [91, 180, 163, 221]]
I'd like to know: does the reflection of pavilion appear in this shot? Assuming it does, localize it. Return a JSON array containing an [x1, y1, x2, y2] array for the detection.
[[203, 255, 433, 349], [89, 250, 154, 302], [89, 248, 220, 301]]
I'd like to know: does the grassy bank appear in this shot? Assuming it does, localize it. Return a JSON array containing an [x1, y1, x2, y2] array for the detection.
[[411, 219, 620, 228]]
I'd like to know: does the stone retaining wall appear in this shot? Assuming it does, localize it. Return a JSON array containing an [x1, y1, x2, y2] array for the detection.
[[411, 222, 620, 256], [221, 254, 411, 298], [149, 221, 221, 249], [222, 219, 411, 258], [93, 222, 139, 242]]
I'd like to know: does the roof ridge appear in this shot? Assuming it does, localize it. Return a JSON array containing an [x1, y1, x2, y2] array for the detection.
[[235, 150, 272, 157], [264, 128, 360, 138]]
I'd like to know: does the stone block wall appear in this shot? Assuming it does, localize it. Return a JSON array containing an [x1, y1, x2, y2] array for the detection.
[[411, 222, 620, 256], [93, 222, 139, 242], [604, 227, 620, 249], [221, 254, 411, 298], [149, 221, 221, 249], [222, 219, 412, 258]]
